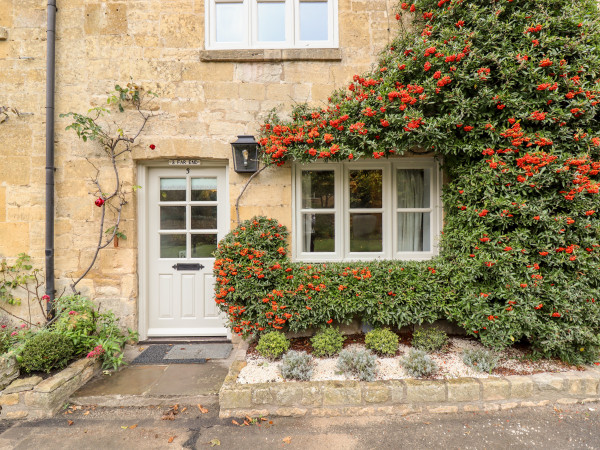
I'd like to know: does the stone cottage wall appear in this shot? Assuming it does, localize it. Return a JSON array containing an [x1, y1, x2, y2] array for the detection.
[[0, 0, 400, 329]]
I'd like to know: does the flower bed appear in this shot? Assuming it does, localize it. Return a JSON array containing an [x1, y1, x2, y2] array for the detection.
[[0, 357, 100, 420]]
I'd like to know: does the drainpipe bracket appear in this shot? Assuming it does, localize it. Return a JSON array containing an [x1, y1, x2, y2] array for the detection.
[[0, 27, 8, 40]]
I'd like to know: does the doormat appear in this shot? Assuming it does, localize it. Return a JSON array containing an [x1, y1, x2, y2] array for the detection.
[[131, 343, 232, 365]]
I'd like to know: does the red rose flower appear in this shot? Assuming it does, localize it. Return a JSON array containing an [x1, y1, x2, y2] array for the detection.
[[95, 198, 105, 207], [149, 144, 156, 150]]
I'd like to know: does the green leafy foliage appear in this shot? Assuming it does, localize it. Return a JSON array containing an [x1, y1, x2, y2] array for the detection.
[[216, 0, 600, 365], [281, 350, 314, 381], [336, 348, 378, 381], [0, 253, 36, 306], [53, 295, 137, 370], [462, 348, 500, 374], [255, 331, 290, 359], [0, 331, 10, 355], [311, 327, 345, 357], [411, 327, 449, 352], [18, 331, 75, 373], [400, 349, 438, 378], [365, 328, 399, 356]]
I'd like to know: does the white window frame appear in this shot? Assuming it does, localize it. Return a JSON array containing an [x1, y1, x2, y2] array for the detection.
[[293, 158, 443, 262], [206, 0, 339, 50]]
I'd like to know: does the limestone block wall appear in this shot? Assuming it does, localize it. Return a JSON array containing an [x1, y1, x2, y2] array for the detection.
[[0, 0, 399, 330]]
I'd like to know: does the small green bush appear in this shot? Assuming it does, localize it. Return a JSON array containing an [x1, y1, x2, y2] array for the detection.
[[462, 348, 500, 374], [365, 328, 399, 356], [256, 331, 290, 359], [311, 327, 345, 357], [401, 349, 438, 378], [281, 350, 314, 381], [336, 348, 377, 381], [411, 327, 448, 353], [18, 331, 75, 373]]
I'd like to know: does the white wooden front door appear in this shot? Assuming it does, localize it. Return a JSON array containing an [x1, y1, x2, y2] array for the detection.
[[147, 167, 228, 336]]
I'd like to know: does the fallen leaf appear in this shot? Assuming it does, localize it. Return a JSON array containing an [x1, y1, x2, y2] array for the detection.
[[209, 439, 221, 447], [283, 436, 292, 444], [198, 404, 208, 414], [121, 426, 129, 429], [129, 424, 138, 429], [268, 421, 273, 425], [423, 422, 431, 425], [83, 411, 90, 416], [232, 420, 240, 426], [168, 436, 175, 444], [243, 420, 249, 426], [260, 417, 268, 422], [67, 420, 74, 426], [245, 415, 252, 423], [180, 407, 187, 413]]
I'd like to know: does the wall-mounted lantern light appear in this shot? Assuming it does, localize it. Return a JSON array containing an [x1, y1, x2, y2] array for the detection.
[[231, 135, 260, 173]]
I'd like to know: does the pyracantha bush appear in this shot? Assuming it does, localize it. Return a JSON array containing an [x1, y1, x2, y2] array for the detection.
[[336, 348, 378, 381], [217, 0, 600, 365], [281, 350, 314, 381], [18, 331, 75, 373], [255, 331, 290, 359], [365, 328, 399, 356], [462, 348, 500, 374], [311, 327, 345, 357], [411, 327, 449, 352], [401, 349, 438, 378]]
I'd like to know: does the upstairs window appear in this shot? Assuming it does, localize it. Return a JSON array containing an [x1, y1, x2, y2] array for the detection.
[[206, 0, 338, 50], [294, 159, 442, 261]]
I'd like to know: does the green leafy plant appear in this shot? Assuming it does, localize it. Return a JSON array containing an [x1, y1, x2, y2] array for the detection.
[[411, 327, 448, 353], [310, 327, 345, 357], [401, 349, 438, 378], [281, 350, 314, 381], [53, 295, 137, 370], [462, 348, 500, 374], [17, 331, 75, 373], [256, 331, 290, 360], [0, 331, 10, 355], [365, 328, 399, 356], [336, 348, 377, 381]]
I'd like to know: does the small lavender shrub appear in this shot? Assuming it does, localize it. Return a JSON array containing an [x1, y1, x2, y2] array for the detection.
[[401, 349, 438, 378], [336, 348, 377, 381], [281, 350, 314, 381], [462, 348, 499, 373]]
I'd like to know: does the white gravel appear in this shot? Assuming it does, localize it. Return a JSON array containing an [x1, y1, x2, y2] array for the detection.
[[236, 337, 573, 384]]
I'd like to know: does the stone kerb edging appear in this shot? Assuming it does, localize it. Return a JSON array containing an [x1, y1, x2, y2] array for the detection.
[[219, 360, 600, 418], [0, 358, 101, 420]]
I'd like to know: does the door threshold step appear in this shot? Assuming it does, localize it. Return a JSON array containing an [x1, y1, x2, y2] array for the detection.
[[139, 336, 231, 345]]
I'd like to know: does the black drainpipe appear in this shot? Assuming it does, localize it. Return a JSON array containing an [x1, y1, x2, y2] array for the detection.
[[45, 0, 56, 319]]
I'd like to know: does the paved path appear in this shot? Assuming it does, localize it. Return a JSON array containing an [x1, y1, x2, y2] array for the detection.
[[0, 402, 598, 449]]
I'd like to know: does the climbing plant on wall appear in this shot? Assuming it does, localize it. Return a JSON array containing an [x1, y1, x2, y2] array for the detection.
[[216, 0, 600, 364]]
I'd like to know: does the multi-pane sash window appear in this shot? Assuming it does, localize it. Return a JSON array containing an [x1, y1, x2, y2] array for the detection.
[[206, 0, 338, 49], [295, 159, 442, 261]]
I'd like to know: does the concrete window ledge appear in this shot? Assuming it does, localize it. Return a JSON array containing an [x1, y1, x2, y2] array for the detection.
[[200, 48, 342, 63], [219, 360, 600, 418], [0, 358, 101, 420]]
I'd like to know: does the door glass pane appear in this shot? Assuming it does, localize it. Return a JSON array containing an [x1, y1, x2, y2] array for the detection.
[[397, 169, 430, 208], [161, 234, 187, 258], [192, 234, 218, 258], [302, 214, 334, 252], [350, 213, 382, 252], [302, 171, 334, 209], [398, 212, 431, 252], [257, 2, 285, 41], [216, 3, 244, 43], [299, 2, 328, 41], [191, 206, 218, 230], [349, 170, 382, 208], [192, 178, 218, 201], [160, 178, 186, 202], [160, 206, 186, 230]]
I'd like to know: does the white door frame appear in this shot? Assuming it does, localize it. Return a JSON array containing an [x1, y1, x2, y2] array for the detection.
[[137, 160, 231, 341]]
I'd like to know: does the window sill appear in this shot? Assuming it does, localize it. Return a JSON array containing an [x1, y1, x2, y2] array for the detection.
[[200, 48, 342, 62]]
